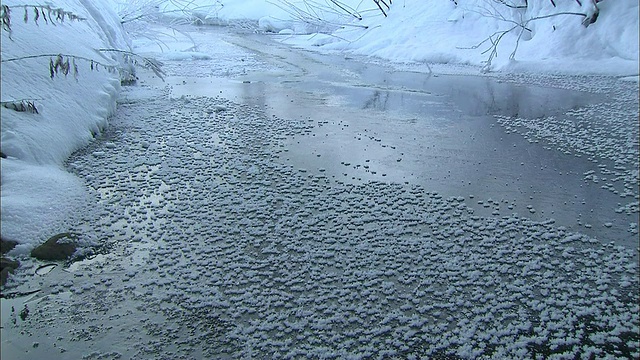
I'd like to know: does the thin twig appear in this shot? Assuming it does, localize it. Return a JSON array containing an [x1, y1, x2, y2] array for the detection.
[[329, 0, 362, 20], [459, 7, 589, 71], [96, 48, 165, 80], [495, 0, 527, 9], [267, 0, 376, 32], [1, 53, 114, 67], [373, 0, 387, 17], [120, 5, 216, 24]]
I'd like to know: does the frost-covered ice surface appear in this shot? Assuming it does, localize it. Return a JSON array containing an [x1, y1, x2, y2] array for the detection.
[[495, 78, 639, 201], [485, 72, 640, 246], [3, 28, 640, 359], [5, 89, 640, 359]]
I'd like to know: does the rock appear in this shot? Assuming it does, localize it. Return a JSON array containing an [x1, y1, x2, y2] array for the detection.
[[0, 258, 19, 270], [1, 237, 19, 254], [31, 233, 78, 261], [1, 257, 20, 286], [1, 239, 21, 286]]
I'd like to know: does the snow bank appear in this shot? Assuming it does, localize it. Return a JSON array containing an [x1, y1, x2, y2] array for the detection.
[[1, 0, 129, 251], [283, 0, 639, 75], [511, 0, 639, 74]]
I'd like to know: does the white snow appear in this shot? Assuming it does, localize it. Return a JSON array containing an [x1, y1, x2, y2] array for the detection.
[[1, 0, 129, 249], [281, 0, 639, 74]]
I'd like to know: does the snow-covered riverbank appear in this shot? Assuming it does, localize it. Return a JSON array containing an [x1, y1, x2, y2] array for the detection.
[[1, 0, 130, 252], [281, 0, 639, 75]]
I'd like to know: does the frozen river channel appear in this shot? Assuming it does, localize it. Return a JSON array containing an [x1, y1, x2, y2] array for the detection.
[[2, 25, 639, 359]]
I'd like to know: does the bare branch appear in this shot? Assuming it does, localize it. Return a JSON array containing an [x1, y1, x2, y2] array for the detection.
[[96, 48, 165, 81], [266, 0, 375, 33], [2, 50, 164, 81], [1, 99, 41, 114], [329, 0, 362, 20], [373, 0, 387, 17], [495, 0, 527, 9], [460, 5, 590, 72]]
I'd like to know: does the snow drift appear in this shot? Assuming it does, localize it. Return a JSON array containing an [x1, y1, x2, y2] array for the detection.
[[1, 0, 130, 251], [286, 0, 638, 74]]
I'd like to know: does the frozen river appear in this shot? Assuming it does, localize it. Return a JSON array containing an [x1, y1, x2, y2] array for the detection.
[[2, 25, 638, 359]]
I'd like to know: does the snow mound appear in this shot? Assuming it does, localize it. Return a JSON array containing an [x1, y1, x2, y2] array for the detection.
[[284, 0, 639, 75], [1, 0, 129, 248]]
